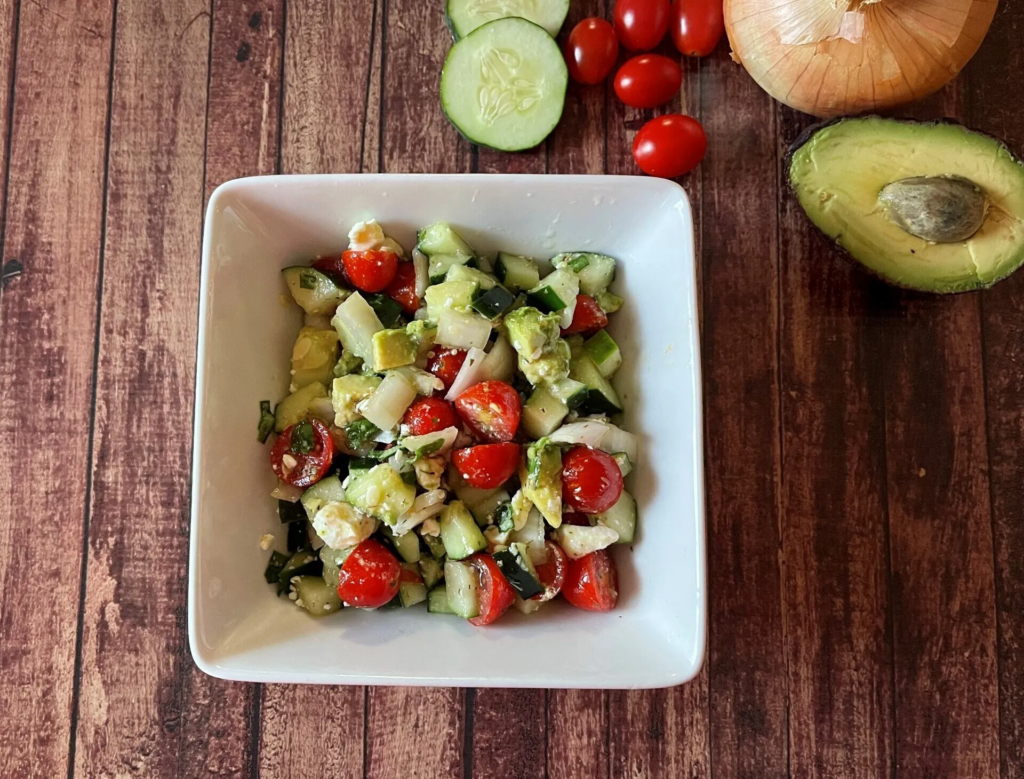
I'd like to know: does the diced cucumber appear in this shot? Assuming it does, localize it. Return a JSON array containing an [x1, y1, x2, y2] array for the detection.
[[522, 385, 568, 439], [549, 377, 589, 410], [446, 263, 497, 290], [583, 329, 622, 378], [440, 18, 568, 152], [419, 555, 444, 589], [287, 520, 308, 552], [292, 576, 342, 616], [264, 550, 289, 584], [345, 464, 416, 524], [595, 290, 623, 314], [332, 292, 384, 365], [444, 560, 481, 618], [492, 545, 543, 599], [471, 285, 516, 321], [555, 523, 619, 559], [425, 280, 479, 319], [400, 580, 428, 608], [279, 499, 307, 524], [348, 458, 377, 476], [612, 452, 633, 478], [553, 252, 616, 296], [381, 524, 422, 563], [446, 0, 569, 38], [569, 353, 622, 416], [524, 440, 562, 528], [282, 267, 351, 315], [527, 268, 579, 313], [276, 548, 322, 595], [428, 254, 474, 283], [258, 401, 276, 443], [593, 490, 637, 544], [290, 327, 340, 392], [437, 309, 492, 350], [454, 485, 510, 525], [421, 533, 447, 560], [427, 585, 456, 614], [439, 501, 487, 560], [320, 544, 352, 590], [274, 381, 328, 432], [494, 253, 540, 292], [300, 475, 348, 521], [417, 222, 475, 260]]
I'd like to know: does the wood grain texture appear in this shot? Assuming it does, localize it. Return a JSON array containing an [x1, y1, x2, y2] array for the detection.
[[472, 689, 547, 779], [0, 0, 14, 243], [776, 106, 894, 779], [366, 687, 464, 779], [0, 1, 112, 777], [72, 1, 210, 776]]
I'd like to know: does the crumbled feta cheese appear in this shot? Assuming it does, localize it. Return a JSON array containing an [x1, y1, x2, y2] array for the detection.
[[295, 599, 305, 608], [414, 454, 446, 491], [259, 533, 274, 551], [323, 603, 331, 611], [348, 219, 386, 251], [312, 501, 378, 550], [281, 454, 298, 475], [420, 518, 441, 537], [288, 591, 298, 601]]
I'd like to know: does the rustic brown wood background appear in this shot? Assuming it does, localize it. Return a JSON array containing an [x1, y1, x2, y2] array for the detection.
[[0, 0, 1021, 776]]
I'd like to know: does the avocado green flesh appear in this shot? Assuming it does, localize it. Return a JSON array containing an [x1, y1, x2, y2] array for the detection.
[[790, 117, 1024, 292]]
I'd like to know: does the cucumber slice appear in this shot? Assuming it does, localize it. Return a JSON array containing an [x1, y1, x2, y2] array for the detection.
[[300, 475, 348, 521], [471, 285, 516, 320], [441, 18, 568, 152], [522, 385, 568, 439], [417, 222, 475, 259], [553, 252, 616, 296], [427, 585, 456, 614], [446, 263, 497, 290], [454, 485, 511, 525], [425, 280, 479, 319], [569, 353, 623, 416], [264, 550, 289, 584], [422, 533, 447, 560], [527, 268, 579, 313], [381, 524, 422, 563], [292, 576, 343, 616], [549, 377, 589, 410], [612, 452, 633, 478], [492, 546, 543, 599], [419, 555, 444, 589], [446, 0, 570, 39], [429, 254, 475, 283], [274, 381, 328, 432], [583, 329, 622, 378], [345, 464, 416, 524], [440, 501, 488, 560], [494, 253, 540, 292], [444, 560, 481, 618], [399, 580, 428, 608], [593, 490, 637, 544], [282, 267, 351, 315], [276, 548, 322, 595], [595, 290, 623, 313]]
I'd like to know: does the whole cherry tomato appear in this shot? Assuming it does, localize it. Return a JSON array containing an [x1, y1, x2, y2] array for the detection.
[[632, 114, 707, 178], [270, 419, 335, 487], [337, 538, 401, 608], [562, 549, 619, 611], [561, 445, 624, 514], [561, 294, 609, 336], [614, 54, 683, 109], [341, 248, 398, 293], [451, 443, 521, 489], [531, 540, 568, 602], [613, 0, 670, 51], [565, 18, 619, 85], [671, 0, 724, 57], [402, 397, 459, 436], [426, 347, 468, 392], [455, 380, 522, 443], [384, 261, 420, 315], [468, 553, 516, 626]]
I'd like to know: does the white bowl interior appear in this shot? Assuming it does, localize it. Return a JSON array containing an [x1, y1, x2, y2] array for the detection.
[[190, 174, 705, 688]]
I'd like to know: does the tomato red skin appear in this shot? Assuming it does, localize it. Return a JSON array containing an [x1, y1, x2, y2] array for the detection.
[[454, 381, 522, 443], [561, 446, 624, 514], [613, 54, 682, 109], [561, 295, 609, 336], [633, 114, 707, 178], [341, 248, 399, 293], [671, 0, 724, 57], [311, 254, 348, 283], [384, 261, 420, 315], [613, 0, 670, 51], [270, 419, 335, 487], [565, 18, 619, 85], [399, 566, 423, 585], [426, 347, 468, 392], [562, 549, 619, 611], [451, 443, 521, 489], [468, 553, 516, 626], [337, 539, 402, 609], [532, 540, 568, 602], [402, 397, 459, 436]]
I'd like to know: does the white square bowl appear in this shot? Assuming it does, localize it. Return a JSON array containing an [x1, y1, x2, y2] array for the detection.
[[190, 174, 705, 688]]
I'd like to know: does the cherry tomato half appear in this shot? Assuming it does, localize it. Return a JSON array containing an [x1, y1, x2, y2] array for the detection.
[[565, 18, 619, 85], [455, 380, 522, 443], [270, 419, 335, 487], [451, 443, 521, 489], [341, 248, 398, 293], [613, 0, 670, 51], [561, 294, 609, 336], [561, 445, 624, 514], [402, 397, 459, 437], [671, 0, 724, 57], [562, 549, 619, 612], [384, 261, 420, 315], [468, 553, 516, 626], [311, 254, 348, 283], [337, 538, 401, 609], [426, 347, 468, 392], [632, 114, 707, 178], [614, 54, 682, 109], [531, 540, 568, 602]]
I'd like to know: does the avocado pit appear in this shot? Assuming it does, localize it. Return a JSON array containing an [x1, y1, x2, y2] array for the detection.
[[878, 175, 987, 243]]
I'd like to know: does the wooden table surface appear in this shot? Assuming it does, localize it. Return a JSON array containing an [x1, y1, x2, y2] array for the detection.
[[1, 0, 1021, 777]]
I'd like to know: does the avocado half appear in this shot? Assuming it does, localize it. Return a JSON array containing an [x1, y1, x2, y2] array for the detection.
[[788, 117, 1024, 293]]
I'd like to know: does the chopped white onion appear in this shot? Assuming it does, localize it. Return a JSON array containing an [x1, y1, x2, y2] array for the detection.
[[601, 424, 639, 465], [479, 335, 516, 383], [444, 347, 488, 400], [549, 421, 610, 449], [413, 249, 429, 298], [400, 426, 459, 457], [357, 371, 417, 431], [331, 292, 383, 365], [437, 310, 492, 350], [558, 295, 578, 329], [373, 428, 398, 444], [271, 480, 304, 502], [392, 489, 447, 535], [393, 365, 443, 395]]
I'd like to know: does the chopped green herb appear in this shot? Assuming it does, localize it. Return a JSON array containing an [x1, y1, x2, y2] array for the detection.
[[299, 270, 319, 290], [566, 254, 590, 273], [414, 438, 445, 458], [264, 550, 289, 584], [495, 502, 514, 532], [291, 420, 316, 454], [365, 293, 404, 328], [344, 418, 380, 449], [257, 400, 275, 443], [370, 447, 400, 461]]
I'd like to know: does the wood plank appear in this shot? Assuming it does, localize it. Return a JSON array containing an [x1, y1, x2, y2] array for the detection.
[[0, 0, 14, 239], [71, 1, 210, 776], [0, 1, 112, 776], [472, 689, 546, 779], [260, 686, 363, 779], [776, 105, 894, 779], [366, 688, 464, 779]]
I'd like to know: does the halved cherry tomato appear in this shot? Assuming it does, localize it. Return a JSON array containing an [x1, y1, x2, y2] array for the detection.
[[337, 538, 401, 609], [312, 254, 348, 283], [384, 261, 420, 315], [633, 114, 707, 178], [561, 511, 591, 526], [403, 397, 459, 436], [270, 419, 335, 487], [426, 347, 468, 392], [454, 380, 521, 443], [399, 566, 423, 585], [341, 248, 398, 293], [561, 295, 609, 336], [561, 445, 624, 514], [614, 54, 682, 109], [468, 553, 516, 626], [613, 0, 670, 51], [451, 443, 520, 489], [562, 549, 618, 612], [565, 18, 619, 85], [531, 540, 568, 602], [670, 0, 724, 57]]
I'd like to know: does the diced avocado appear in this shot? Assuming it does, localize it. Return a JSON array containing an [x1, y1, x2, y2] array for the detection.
[[553, 252, 616, 296], [564, 334, 584, 359], [522, 385, 569, 439], [594, 290, 623, 314], [569, 352, 622, 416], [593, 490, 637, 544], [290, 327, 340, 392], [417, 222, 475, 259], [292, 576, 342, 616], [372, 328, 418, 371], [405, 320, 437, 357], [274, 381, 328, 432], [331, 374, 382, 426], [527, 268, 579, 313], [446, 263, 497, 289], [334, 348, 364, 377], [494, 252, 540, 291], [425, 280, 479, 319], [524, 440, 562, 528], [519, 339, 570, 386], [583, 329, 622, 378], [439, 501, 487, 560], [332, 292, 384, 365], [282, 266, 351, 315], [344, 464, 416, 524], [504, 306, 561, 361], [471, 285, 516, 321], [444, 560, 480, 618]]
